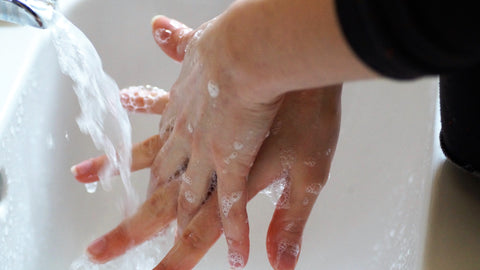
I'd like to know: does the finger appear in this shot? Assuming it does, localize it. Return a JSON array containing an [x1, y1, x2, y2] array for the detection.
[[176, 153, 215, 237], [151, 15, 193, 62], [266, 176, 325, 270], [216, 171, 250, 270], [72, 135, 163, 183], [120, 85, 169, 114], [87, 179, 181, 263], [154, 142, 280, 269], [147, 134, 189, 196], [154, 192, 223, 270]]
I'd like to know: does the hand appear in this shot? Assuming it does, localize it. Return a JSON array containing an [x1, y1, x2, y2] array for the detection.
[[146, 12, 285, 264], [138, 3, 374, 265], [72, 83, 341, 269], [155, 87, 342, 270]]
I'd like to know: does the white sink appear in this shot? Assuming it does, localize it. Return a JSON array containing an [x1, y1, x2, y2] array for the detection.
[[1, 0, 479, 269]]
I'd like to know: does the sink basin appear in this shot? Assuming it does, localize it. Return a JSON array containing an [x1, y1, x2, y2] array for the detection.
[[4, 0, 477, 269]]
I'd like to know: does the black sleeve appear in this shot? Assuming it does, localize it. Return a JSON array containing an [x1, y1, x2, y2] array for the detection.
[[335, 0, 480, 78], [335, 1, 480, 174], [440, 68, 480, 175]]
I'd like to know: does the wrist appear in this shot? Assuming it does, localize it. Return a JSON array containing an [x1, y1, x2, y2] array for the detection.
[[213, 0, 376, 102]]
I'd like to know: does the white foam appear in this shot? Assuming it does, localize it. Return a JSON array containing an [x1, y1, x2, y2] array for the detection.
[[305, 183, 322, 195], [277, 240, 300, 260], [233, 141, 243, 151], [221, 191, 243, 217], [279, 149, 296, 171], [228, 251, 245, 270], [260, 175, 290, 208], [207, 81, 220, 98], [120, 85, 167, 112], [284, 222, 299, 233], [184, 191, 196, 204], [153, 28, 172, 44], [181, 173, 192, 185], [303, 159, 317, 167]]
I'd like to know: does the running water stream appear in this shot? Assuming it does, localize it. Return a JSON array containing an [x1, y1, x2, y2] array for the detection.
[[43, 10, 179, 269], [48, 11, 138, 215]]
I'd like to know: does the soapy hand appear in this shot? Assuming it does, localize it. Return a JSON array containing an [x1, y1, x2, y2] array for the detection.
[[145, 14, 285, 264], [72, 83, 341, 269], [71, 14, 342, 269]]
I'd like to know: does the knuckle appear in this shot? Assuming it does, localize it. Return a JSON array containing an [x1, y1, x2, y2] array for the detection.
[[140, 135, 161, 157], [174, 117, 186, 131], [225, 236, 246, 248], [144, 196, 162, 217], [180, 228, 204, 250], [280, 219, 306, 235], [210, 143, 225, 166]]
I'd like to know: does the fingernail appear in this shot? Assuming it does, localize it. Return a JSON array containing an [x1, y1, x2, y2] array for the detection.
[[87, 237, 107, 257], [71, 159, 94, 177], [154, 28, 172, 44], [151, 15, 165, 26]]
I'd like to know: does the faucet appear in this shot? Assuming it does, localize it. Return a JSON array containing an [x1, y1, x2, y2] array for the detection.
[[0, 0, 56, 29]]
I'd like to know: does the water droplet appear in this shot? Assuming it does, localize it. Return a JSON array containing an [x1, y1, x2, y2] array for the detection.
[[85, 182, 98, 193]]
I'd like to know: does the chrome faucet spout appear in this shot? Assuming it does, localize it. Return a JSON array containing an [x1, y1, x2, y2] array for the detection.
[[0, 0, 56, 29]]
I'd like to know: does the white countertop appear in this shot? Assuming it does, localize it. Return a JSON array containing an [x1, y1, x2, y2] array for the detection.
[[0, 22, 44, 127]]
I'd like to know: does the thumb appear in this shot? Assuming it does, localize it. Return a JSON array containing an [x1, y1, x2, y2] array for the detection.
[[151, 15, 193, 62]]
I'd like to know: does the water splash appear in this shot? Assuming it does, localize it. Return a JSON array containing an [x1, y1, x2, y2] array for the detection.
[[48, 12, 138, 215]]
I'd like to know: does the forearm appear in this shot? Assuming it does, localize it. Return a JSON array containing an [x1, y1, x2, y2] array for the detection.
[[217, 0, 376, 102]]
